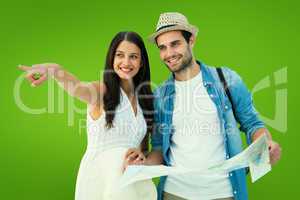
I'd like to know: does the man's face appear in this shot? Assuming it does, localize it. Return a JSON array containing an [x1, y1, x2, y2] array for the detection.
[[156, 30, 193, 73]]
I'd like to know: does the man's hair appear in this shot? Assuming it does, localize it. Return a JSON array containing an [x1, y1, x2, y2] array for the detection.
[[155, 30, 193, 45], [181, 30, 192, 43]]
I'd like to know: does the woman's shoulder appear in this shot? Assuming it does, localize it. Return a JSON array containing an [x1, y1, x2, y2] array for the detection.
[[87, 81, 106, 107], [87, 81, 105, 120]]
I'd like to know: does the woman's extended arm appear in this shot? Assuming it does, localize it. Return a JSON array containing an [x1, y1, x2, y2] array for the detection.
[[19, 63, 105, 105]]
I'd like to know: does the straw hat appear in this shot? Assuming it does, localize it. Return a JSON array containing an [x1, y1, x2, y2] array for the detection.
[[148, 12, 198, 43]]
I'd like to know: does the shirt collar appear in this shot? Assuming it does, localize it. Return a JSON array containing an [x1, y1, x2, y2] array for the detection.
[[165, 60, 213, 95]]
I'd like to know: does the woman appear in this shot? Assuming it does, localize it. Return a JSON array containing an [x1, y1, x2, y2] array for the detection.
[[19, 31, 157, 200]]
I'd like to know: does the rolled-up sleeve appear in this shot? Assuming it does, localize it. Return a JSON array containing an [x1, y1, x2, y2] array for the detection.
[[224, 68, 265, 145]]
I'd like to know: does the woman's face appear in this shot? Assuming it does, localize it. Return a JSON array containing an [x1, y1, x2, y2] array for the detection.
[[113, 40, 142, 80]]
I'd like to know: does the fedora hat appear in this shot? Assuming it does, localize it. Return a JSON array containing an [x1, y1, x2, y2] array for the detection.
[[148, 12, 198, 43]]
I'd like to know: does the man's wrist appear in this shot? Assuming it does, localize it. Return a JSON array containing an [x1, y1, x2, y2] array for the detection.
[[252, 128, 272, 142]]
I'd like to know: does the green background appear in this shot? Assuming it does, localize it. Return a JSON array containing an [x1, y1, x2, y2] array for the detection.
[[0, 0, 298, 199]]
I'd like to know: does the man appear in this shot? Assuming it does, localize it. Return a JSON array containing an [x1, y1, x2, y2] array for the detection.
[[145, 12, 281, 200]]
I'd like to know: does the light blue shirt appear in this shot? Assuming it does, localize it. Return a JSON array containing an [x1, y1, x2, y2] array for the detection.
[[151, 61, 265, 200]]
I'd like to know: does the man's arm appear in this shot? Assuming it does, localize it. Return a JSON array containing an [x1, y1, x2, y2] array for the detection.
[[146, 88, 164, 165], [223, 68, 282, 165]]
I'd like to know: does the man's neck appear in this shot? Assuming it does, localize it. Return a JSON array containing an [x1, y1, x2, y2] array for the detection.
[[174, 59, 200, 81]]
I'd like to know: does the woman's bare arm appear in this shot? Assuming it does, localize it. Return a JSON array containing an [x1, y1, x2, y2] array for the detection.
[[19, 63, 105, 105]]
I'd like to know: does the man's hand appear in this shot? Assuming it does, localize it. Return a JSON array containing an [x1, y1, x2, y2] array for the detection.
[[267, 140, 281, 165], [252, 128, 282, 165]]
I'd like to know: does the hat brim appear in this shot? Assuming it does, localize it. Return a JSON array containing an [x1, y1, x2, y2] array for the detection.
[[148, 24, 198, 44]]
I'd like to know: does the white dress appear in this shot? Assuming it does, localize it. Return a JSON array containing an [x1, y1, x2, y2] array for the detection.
[[75, 89, 157, 200]]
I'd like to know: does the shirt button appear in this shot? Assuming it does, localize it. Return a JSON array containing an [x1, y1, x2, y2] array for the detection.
[[210, 94, 214, 98], [234, 190, 237, 194], [226, 155, 229, 159], [229, 173, 233, 177], [224, 105, 229, 110]]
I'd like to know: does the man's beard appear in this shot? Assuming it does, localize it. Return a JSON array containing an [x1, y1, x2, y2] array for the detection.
[[165, 48, 193, 74]]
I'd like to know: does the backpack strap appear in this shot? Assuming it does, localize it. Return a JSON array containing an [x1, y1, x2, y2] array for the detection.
[[216, 67, 237, 120]]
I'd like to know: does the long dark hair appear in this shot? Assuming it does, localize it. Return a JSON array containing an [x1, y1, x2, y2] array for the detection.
[[103, 31, 153, 152]]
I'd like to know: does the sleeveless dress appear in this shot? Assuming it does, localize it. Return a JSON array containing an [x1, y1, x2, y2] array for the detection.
[[75, 89, 157, 200]]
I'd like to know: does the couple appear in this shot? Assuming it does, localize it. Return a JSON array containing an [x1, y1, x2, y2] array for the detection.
[[19, 12, 281, 200]]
